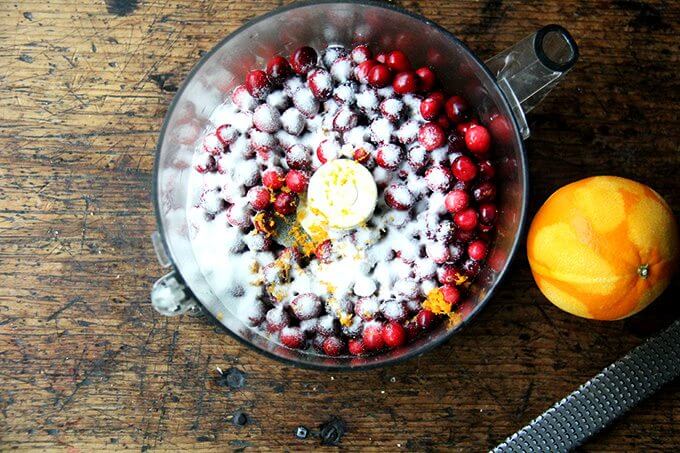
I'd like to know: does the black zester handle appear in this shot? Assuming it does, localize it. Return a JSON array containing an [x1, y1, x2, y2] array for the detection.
[[493, 319, 680, 452]]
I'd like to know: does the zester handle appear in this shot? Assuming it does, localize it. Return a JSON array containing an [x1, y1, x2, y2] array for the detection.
[[493, 319, 680, 452]]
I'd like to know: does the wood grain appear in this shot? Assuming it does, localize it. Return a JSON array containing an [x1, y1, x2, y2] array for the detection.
[[0, 0, 678, 450]]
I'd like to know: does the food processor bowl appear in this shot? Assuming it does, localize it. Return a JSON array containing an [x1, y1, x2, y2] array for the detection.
[[151, 0, 578, 370]]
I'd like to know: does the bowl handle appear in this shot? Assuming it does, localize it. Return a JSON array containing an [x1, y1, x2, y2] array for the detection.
[[486, 25, 579, 139], [150, 231, 196, 316]]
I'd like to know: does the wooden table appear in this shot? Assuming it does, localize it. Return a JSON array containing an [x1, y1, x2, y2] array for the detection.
[[1, 0, 678, 450]]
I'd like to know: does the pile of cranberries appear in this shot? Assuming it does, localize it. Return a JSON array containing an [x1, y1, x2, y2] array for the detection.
[[194, 42, 499, 357]]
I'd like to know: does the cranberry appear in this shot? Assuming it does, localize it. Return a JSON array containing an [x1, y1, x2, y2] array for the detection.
[[436, 114, 451, 130], [375, 52, 387, 63], [322, 336, 345, 356], [348, 338, 366, 355], [292, 87, 320, 117], [415, 66, 436, 92], [454, 207, 478, 231], [468, 239, 488, 261], [330, 56, 353, 83], [262, 167, 285, 190], [451, 156, 478, 182], [202, 133, 223, 155], [249, 130, 277, 156], [445, 95, 468, 123], [316, 139, 340, 164], [332, 107, 358, 132], [216, 124, 237, 147], [290, 293, 322, 320], [266, 307, 290, 333], [368, 64, 392, 87], [253, 104, 282, 133], [462, 258, 481, 277], [478, 159, 496, 181], [285, 170, 308, 193], [380, 299, 407, 322], [285, 144, 311, 169], [455, 228, 477, 243], [420, 95, 443, 121], [280, 326, 306, 349], [418, 122, 446, 151], [456, 120, 479, 135], [266, 55, 293, 83], [376, 144, 404, 170], [448, 132, 467, 154], [392, 71, 418, 94], [247, 186, 271, 211], [448, 243, 464, 262], [354, 59, 376, 84], [379, 98, 404, 123], [440, 284, 461, 306], [232, 84, 257, 111], [382, 322, 406, 348], [273, 191, 298, 215], [437, 264, 461, 285], [355, 297, 379, 321], [353, 146, 372, 165], [386, 50, 411, 72], [479, 203, 497, 225], [384, 183, 414, 210], [405, 321, 420, 340], [425, 165, 452, 192], [314, 239, 332, 263], [281, 107, 306, 136], [351, 44, 371, 63], [307, 68, 332, 99], [416, 309, 436, 330], [245, 69, 271, 99], [252, 210, 275, 235], [465, 124, 491, 154], [473, 181, 497, 203], [194, 154, 217, 173], [290, 46, 317, 75], [362, 323, 385, 350], [407, 145, 430, 172], [426, 241, 450, 264], [445, 189, 469, 213]]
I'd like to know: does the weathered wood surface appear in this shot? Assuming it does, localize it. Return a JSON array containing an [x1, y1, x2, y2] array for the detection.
[[0, 0, 678, 450]]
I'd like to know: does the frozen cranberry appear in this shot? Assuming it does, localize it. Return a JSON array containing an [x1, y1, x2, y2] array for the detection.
[[392, 71, 418, 94], [266, 55, 293, 83], [273, 191, 298, 215], [426, 241, 450, 264], [253, 104, 282, 133], [384, 183, 414, 210], [473, 181, 497, 203], [376, 144, 403, 170], [351, 44, 371, 63], [194, 154, 217, 173], [280, 107, 306, 136], [252, 210, 275, 235], [322, 45, 348, 66], [202, 132, 223, 155], [330, 56, 353, 83], [232, 84, 258, 111], [407, 144, 430, 172], [454, 207, 478, 231], [420, 95, 443, 120], [280, 326, 306, 349], [379, 98, 403, 122], [465, 124, 491, 154], [368, 64, 392, 87], [348, 338, 366, 355], [226, 204, 250, 229], [292, 87, 320, 117], [416, 309, 436, 330], [380, 300, 407, 322], [440, 284, 461, 306], [445, 189, 469, 213], [323, 336, 346, 356], [285, 170, 308, 193], [437, 264, 461, 285], [354, 59, 376, 84], [262, 167, 285, 190], [445, 95, 468, 123], [332, 107, 358, 132], [386, 50, 411, 72], [456, 119, 479, 135], [290, 46, 317, 75], [285, 144, 311, 170], [435, 219, 455, 244], [247, 186, 271, 211], [314, 239, 332, 263], [245, 69, 271, 99], [375, 52, 387, 63], [355, 297, 379, 321], [316, 139, 340, 164], [468, 240, 488, 261], [479, 203, 497, 225], [249, 130, 277, 155], [381, 322, 405, 348], [415, 66, 436, 91], [362, 323, 385, 350], [448, 243, 465, 262], [451, 156, 478, 182], [418, 122, 446, 151], [425, 165, 452, 192], [307, 68, 332, 99], [290, 293, 322, 320], [266, 307, 290, 332], [396, 119, 419, 145], [478, 159, 496, 181], [216, 124, 238, 147], [462, 258, 481, 277], [353, 146, 372, 165]]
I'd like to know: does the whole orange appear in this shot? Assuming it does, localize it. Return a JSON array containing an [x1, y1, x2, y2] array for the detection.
[[527, 176, 678, 320]]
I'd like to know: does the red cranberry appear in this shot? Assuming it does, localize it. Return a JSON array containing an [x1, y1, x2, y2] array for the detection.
[[354, 59, 376, 84], [462, 258, 481, 277], [479, 203, 497, 225], [417, 122, 446, 151], [445, 95, 468, 123], [362, 323, 385, 350], [436, 114, 451, 130], [468, 240, 488, 261], [437, 264, 461, 285], [445, 189, 469, 213], [456, 119, 479, 135], [375, 52, 387, 63], [262, 167, 285, 190], [285, 144, 311, 169], [455, 228, 477, 243], [419, 95, 443, 120], [290, 46, 318, 75], [266, 307, 290, 333], [322, 336, 345, 356], [280, 326, 305, 349], [382, 322, 406, 348], [351, 44, 371, 63], [407, 145, 430, 172], [353, 146, 372, 165], [379, 98, 404, 123], [416, 309, 436, 330], [232, 84, 257, 111], [368, 64, 392, 88], [465, 124, 491, 154], [448, 132, 467, 154], [415, 66, 436, 91], [202, 133, 223, 155], [290, 293, 322, 320], [348, 338, 366, 355], [451, 156, 478, 182], [316, 139, 340, 164], [307, 68, 333, 99], [266, 55, 293, 83], [376, 144, 403, 170], [478, 159, 496, 181], [384, 183, 414, 210], [454, 207, 478, 231], [405, 321, 420, 340], [285, 170, 308, 193], [273, 191, 298, 215], [216, 124, 237, 147], [392, 71, 418, 94], [473, 181, 497, 203], [332, 107, 358, 132], [247, 186, 271, 211], [194, 154, 217, 173], [386, 50, 411, 72], [245, 69, 271, 99], [314, 239, 332, 263], [440, 285, 461, 306]]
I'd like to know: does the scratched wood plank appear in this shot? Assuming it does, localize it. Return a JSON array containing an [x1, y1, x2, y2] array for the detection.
[[0, 0, 678, 451]]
